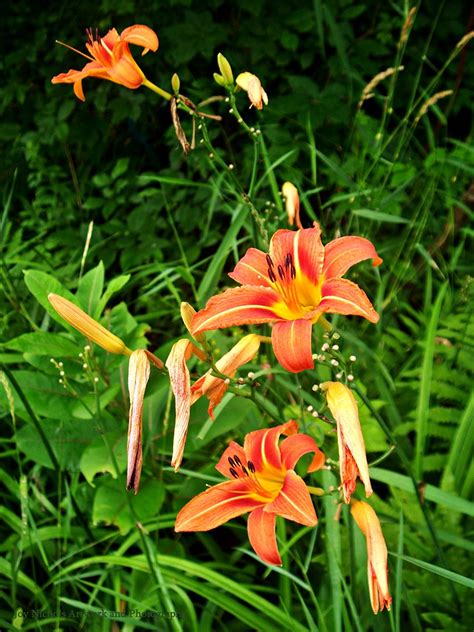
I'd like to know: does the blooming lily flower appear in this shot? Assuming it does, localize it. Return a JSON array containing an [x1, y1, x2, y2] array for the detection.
[[166, 334, 261, 471], [51, 25, 159, 101], [282, 182, 303, 230], [236, 72, 268, 109], [175, 420, 325, 565], [351, 500, 392, 614], [191, 226, 382, 373], [321, 381, 372, 503]]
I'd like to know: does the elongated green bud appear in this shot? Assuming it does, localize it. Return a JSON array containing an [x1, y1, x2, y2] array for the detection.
[[171, 73, 180, 94], [217, 53, 234, 85]]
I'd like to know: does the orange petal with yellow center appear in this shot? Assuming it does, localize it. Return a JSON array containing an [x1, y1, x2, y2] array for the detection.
[[120, 24, 159, 54], [243, 420, 298, 473], [264, 470, 317, 526], [174, 479, 263, 531], [323, 236, 383, 279], [269, 227, 324, 286], [271, 319, 314, 373], [247, 507, 281, 565], [191, 286, 280, 334], [228, 247, 272, 287], [215, 441, 247, 478], [320, 278, 379, 323], [279, 434, 325, 472], [107, 41, 145, 88]]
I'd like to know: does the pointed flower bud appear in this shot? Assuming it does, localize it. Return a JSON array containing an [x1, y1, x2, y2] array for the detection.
[[213, 72, 226, 87], [217, 53, 234, 85], [171, 73, 180, 94], [180, 302, 206, 343], [48, 294, 132, 356], [282, 182, 302, 229], [320, 381, 372, 503], [127, 350, 150, 493], [236, 72, 268, 109], [351, 500, 392, 614]]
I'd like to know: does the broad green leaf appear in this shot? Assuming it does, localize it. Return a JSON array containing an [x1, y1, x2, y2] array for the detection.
[[80, 431, 127, 485], [5, 332, 79, 357], [77, 260, 104, 318], [23, 270, 76, 328], [92, 476, 164, 534], [96, 274, 131, 317]]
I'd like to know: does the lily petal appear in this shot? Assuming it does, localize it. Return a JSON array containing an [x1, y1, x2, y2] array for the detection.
[[120, 24, 159, 53], [323, 236, 383, 279], [191, 286, 280, 334], [247, 507, 281, 565], [215, 441, 247, 478], [264, 470, 317, 526], [280, 434, 325, 472], [127, 350, 150, 493], [271, 319, 314, 373], [320, 278, 380, 323], [228, 247, 272, 287], [165, 339, 194, 471], [244, 420, 298, 472], [175, 479, 262, 531], [269, 227, 324, 286]]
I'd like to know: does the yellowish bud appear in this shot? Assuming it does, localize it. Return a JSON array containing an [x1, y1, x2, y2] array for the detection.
[[217, 53, 234, 85], [48, 293, 132, 356], [213, 72, 226, 87], [171, 73, 180, 94], [180, 302, 206, 343]]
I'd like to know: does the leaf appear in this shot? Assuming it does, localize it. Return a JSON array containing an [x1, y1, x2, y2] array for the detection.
[[390, 553, 474, 589], [96, 274, 131, 316], [352, 209, 409, 223], [16, 416, 95, 470], [4, 332, 79, 357], [92, 476, 164, 534], [76, 261, 104, 319], [23, 270, 76, 329], [79, 431, 127, 485]]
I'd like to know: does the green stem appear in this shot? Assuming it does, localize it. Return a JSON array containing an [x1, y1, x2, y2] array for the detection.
[[142, 78, 172, 101]]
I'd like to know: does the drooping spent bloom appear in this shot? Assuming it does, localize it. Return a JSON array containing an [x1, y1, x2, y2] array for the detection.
[[175, 420, 325, 565], [236, 72, 268, 109], [127, 350, 150, 493], [321, 381, 372, 503], [166, 334, 261, 471], [351, 500, 392, 614], [191, 226, 382, 373], [282, 182, 302, 230], [51, 25, 159, 101]]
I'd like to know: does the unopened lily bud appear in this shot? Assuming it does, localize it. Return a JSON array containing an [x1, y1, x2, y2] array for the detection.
[[213, 72, 226, 87], [171, 73, 180, 94], [180, 302, 206, 343], [236, 72, 268, 110], [282, 182, 302, 229], [48, 294, 132, 356], [217, 53, 234, 85]]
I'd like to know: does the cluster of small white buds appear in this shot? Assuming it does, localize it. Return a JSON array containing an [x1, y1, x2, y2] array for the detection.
[[307, 405, 314, 412], [321, 342, 330, 352], [330, 359, 339, 367], [349, 355, 357, 362], [312, 411, 319, 418], [347, 374, 354, 382], [247, 372, 255, 379], [332, 344, 339, 351]]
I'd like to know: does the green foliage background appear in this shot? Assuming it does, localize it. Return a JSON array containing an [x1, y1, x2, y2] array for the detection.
[[0, 0, 473, 630]]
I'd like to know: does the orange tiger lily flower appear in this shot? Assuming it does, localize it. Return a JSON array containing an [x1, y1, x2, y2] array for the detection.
[[192, 226, 382, 373], [166, 334, 261, 471], [52, 25, 159, 101], [351, 500, 392, 614], [175, 420, 325, 565], [321, 381, 372, 503]]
